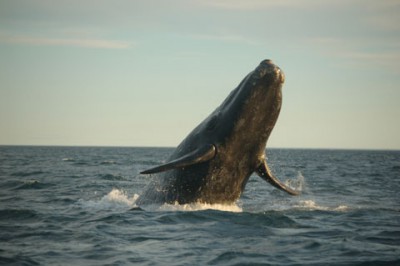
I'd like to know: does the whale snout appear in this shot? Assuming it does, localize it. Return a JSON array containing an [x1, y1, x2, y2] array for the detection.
[[260, 59, 274, 65], [257, 59, 285, 84]]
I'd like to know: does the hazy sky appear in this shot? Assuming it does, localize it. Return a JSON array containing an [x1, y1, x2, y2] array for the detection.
[[0, 0, 399, 149]]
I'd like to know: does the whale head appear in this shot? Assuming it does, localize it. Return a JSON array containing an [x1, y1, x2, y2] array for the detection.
[[207, 59, 285, 156]]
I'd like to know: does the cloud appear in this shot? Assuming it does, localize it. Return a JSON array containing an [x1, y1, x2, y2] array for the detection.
[[196, 0, 348, 10], [191, 34, 261, 45], [310, 37, 400, 72], [342, 51, 400, 71], [0, 34, 131, 49], [197, 0, 298, 10], [365, 2, 400, 31]]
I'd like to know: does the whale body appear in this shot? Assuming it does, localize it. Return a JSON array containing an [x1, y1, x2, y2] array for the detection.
[[138, 59, 299, 205]]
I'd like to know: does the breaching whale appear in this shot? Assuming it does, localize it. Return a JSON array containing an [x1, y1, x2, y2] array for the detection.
[[138, 59, 300, 205]]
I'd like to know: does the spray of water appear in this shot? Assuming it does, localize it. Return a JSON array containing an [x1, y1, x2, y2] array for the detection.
[[78, 172, 347, 213], [284, 171, 305, 192], [78, 188, 242, 212], [157, 202, 242, 212], [78, 189, 139, 210]]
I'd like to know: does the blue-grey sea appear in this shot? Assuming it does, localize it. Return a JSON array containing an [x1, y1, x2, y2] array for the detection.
[[0, 146, 399, 266]]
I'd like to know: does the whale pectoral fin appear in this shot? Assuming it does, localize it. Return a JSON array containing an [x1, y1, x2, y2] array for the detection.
[[140, 144, 216, 174], [256, 160, 300, 196]]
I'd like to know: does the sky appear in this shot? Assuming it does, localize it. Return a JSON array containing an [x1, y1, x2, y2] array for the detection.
[[0, 0, 399, 150]]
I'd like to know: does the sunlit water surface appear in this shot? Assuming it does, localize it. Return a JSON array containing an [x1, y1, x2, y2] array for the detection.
[[0, 146, 399, 265]]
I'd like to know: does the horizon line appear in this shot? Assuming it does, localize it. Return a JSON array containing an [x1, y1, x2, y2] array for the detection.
[[0, 144, 399, 152]]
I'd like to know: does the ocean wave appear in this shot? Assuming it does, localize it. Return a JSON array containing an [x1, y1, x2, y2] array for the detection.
[[14, 180, 52, 190], [0, 256, 40, 266], [0, 209, 39, 221], [99, 174, 127, 181], [100, 160, 117, 165], [11, 170, 45, 177], [1, 146, 398, 265]]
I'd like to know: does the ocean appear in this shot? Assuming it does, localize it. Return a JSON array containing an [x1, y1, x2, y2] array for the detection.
[[0, 146, 399, 265]]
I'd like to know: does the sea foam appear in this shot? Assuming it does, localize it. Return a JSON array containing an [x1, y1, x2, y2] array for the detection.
[[157, 202, 242, 213], [295, 200, 349, 212], [78, 189, 139, 211], [78, 189, 242, 213]]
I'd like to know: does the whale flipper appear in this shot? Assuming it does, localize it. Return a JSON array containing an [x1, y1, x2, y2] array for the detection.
[[140, 144, 216, 174], [256, 159, 300, 196]]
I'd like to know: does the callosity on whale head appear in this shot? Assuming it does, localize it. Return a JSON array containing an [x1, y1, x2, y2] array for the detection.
[[138, 59, 299, 205]]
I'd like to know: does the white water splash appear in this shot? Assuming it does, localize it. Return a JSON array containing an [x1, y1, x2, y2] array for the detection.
[[78, 189, 139, 210], [80, 183, 349, 214], [158, 202, 242, 213], [295, 200, 349, 212], [281, 172, 349, 212], [284, 171, 305, 192], [78, 189, 242, 212]]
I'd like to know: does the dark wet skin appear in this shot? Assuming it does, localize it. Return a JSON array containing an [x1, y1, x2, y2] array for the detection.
[[138, 59, 300, 205]]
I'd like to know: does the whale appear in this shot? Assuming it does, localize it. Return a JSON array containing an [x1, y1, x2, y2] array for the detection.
[[138, 59, 300, 205]]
